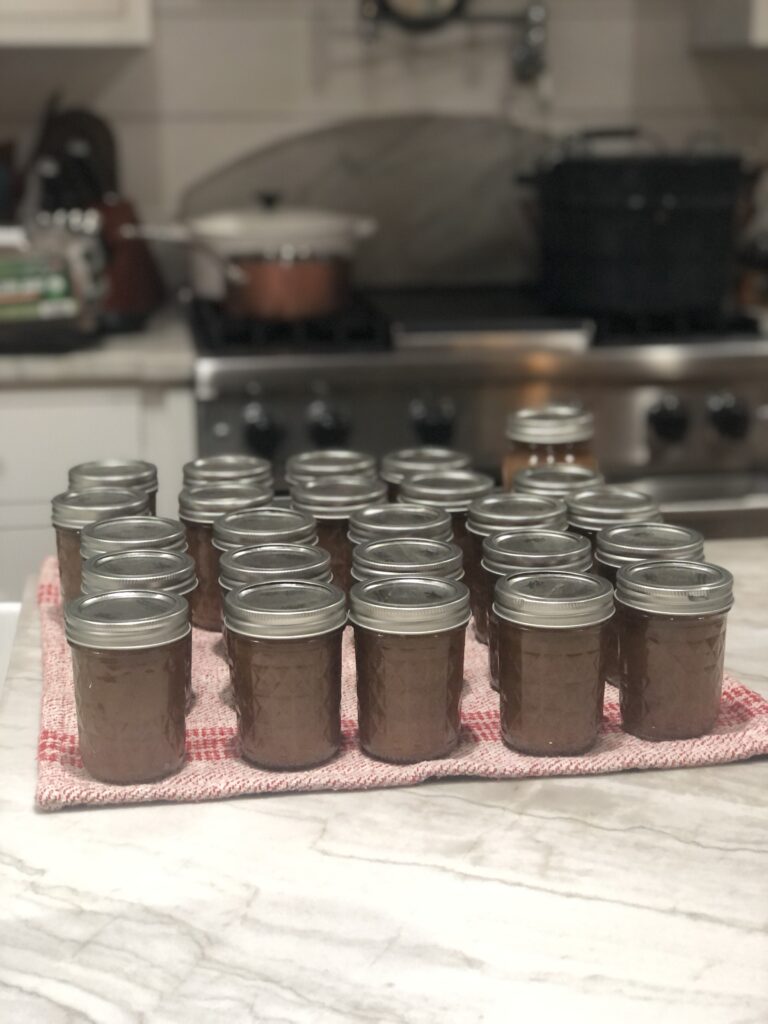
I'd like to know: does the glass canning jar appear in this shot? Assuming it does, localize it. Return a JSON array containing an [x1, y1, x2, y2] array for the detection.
[[502, 404, 597, 489]]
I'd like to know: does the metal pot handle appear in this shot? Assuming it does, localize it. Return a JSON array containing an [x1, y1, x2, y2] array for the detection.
[[119, 222, 191, 243]]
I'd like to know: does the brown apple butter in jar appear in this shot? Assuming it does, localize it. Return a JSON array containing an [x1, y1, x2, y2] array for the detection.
[[380, 446, 471, 500], [348, 503, 453, 546], [495, 572, 613, 756], [80, 516, 187, 560], [51, 487, 150, 603], [285, 449, 376, 488], [224, 580, 347, 770], [69, 459, 158, 513], [219, 543, 333, 597], [183, 453, 273, 492], [291, 475, 386, 592], [502, 404, 597, 489], [594, 523, 705, 688], [616, 560, 733, 741], [352, 537, 463, 583], [567, 486, 661, 552], [484, 529, 593, 680], [65, 590, 190, 783], [513, 464, 604, 500], [212, 505, 317, 554], [178, 484, 272, 630], [466, 492, 568, 641], [350, 576, 470, 763]]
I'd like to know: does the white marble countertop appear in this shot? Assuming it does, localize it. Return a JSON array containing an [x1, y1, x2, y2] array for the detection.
[[1, 538, 766, 1024], [0, 307, 194, 388]]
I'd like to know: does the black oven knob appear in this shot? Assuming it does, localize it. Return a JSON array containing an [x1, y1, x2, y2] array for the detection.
[[243, 402, 282, 458], [707, 393, 750, 440], [306, 399, 350, 447], [648, 396, 688, 443], [410, 397, 456, 445]]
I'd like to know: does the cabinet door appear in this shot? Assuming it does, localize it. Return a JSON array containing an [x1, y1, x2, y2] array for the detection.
[[0, 0, 151, 47]]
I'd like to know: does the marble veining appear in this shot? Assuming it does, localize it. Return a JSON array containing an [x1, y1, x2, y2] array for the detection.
[[0, 539, 766, 1023]]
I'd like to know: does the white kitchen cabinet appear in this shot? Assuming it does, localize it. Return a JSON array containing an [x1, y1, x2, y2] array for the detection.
[[0, 0, 152, 47], [0, 384, 194, 599], [691, 0, 768, 50]]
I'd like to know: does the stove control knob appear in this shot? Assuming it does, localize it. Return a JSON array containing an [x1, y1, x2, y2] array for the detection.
[[243, 402, 282, 458], [648, 395, 688, 443], [306, 399, 350, 447], [707, 392, 750, 440], [410, 397, 456, 445]]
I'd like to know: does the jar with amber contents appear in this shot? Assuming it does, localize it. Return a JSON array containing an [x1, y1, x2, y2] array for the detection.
[[484, 530, 592, 683], [494, 572, 613, 755], [51, 487, 150, 603], [213, 506, 317, 554], [183, 453, 273, 492], [466, 492, 568, 641], [352, 537, 463, 583], [350, 576, 470, 764], [225, 580, 347, 770], [291, 475, 386, 592], [616, 561, 733, 741], [178, 484, 272, 630], [513, 464, 604, 500], [567, 486, 661, 552], [594, 523, 705, 688], [69, 459, 159, 513], [285, 449, 376, 488], [65, 590, 190, 784], [502, 404, 597, 489], [80, 516, 187, 560], [348, 503, 453, 546], [380, 446, 470, 500]]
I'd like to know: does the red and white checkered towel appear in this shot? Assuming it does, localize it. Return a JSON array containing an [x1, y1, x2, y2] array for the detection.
[[35, 556, 768, 811]]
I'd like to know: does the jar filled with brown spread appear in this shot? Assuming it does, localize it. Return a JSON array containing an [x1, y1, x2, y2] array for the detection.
[[285, 449, 376, 488], [224, 580, 347, 770], [494, 571, 613, 755], [350, 576, 470, 763], [219, 543, 333, 597], [291, 475, 387, 592], [69, 459, 158, 513], [82, 549, 198, 598], [484, 529, 593, 677], [65, 590, 190, 783], [399, 469, 494, 580], [380, 446, 471, 500], [348, 503, 453, 546], [178, 483, 272, 630], [594, 523, 705, 688], [466, 492, 568, 641], [51, 487, 150, 603], [183, 453, 273, 492], [567, 486, 661, 552], [616, 560, 733, 741], [80, 516, 187, 560], [352, 537, 464, 583], [502, 404, 597, 489], [513, 464, 604, 499], [212, 505, 317, 555]]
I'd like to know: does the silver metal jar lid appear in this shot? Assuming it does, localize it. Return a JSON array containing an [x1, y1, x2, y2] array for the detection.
[[219, 543, 332, 591], [505, 403, 594, 444], [68, 458, 158, 494], [399, 470, 495, 512], [348, 503, 453, 544], [183, 453, 273, 488], [596, 522, 705, 570], [349, 576, 470, 635], [285, 449, 376, 486], [51, 487, 149, 530], [80, 516, 187, 559], [482, 529, 592, 576], [380, 446, 471, 486], [178, 484, 272, 524], [567, 486, 661, 532], [467, 492, 568, 537], [352, 538, 464, 582], [494, 571, 614, 629], [213, 506, 317, 552], [616, 560, 733, 616], [514, 464, 604, 498], [65, 590, 190, 650], [224, 580, 346, 639], [81, 549, 198, 597], [291, 475, 387, 519]]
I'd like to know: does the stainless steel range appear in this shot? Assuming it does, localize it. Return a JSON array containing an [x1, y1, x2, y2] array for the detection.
[[192, 288, 768, 534]]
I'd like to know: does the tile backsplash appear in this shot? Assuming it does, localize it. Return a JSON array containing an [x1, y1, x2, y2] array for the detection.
[[1, 0, 766, 222]]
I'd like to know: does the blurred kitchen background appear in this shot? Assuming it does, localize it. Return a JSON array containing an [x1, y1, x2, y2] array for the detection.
[[1, 0, 768, 597]]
